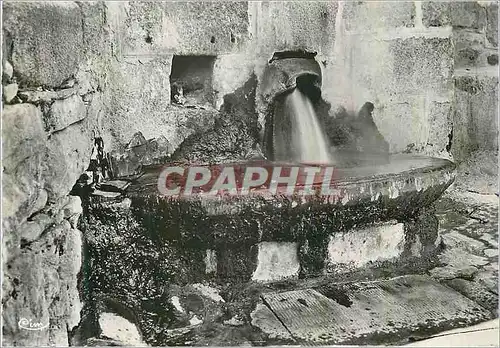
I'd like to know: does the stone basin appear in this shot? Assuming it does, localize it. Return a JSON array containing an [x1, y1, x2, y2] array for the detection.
[[126, 153, 455, 218], [87, 153, 456, 282], [80, 154, 456, 345]]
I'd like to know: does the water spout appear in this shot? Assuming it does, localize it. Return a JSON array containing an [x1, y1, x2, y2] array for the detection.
[[261, 52, 332, 163], [276, 88, 331, 163]]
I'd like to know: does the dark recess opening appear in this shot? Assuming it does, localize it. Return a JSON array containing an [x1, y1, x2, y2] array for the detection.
[[269, 50, 317, 63], [170, 55, 216, 106]]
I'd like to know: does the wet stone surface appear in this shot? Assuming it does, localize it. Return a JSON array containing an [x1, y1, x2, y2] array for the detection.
[[429, 189, 498, 314]]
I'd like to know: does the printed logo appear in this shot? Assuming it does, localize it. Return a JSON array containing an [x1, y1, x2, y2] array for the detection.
[[18, 317, 49, 331]]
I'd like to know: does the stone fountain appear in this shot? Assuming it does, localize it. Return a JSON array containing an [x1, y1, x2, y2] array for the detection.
[[73, 51, 457, 345]]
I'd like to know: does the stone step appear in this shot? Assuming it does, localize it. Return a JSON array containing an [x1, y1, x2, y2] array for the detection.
[[253, 274, 494, 345]]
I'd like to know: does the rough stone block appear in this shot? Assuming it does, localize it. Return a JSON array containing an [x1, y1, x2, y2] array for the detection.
[[451, 75, 499, 161], [118, 2, 249, 55], [442, 231, 487, 255], [252, 242, 300, 282], [373, 96, 428, 153], [18, 212, 51, 244], [453, 29, 497, 69], [2, 252, 51, 346], [256, 1, 338, 56], [2, 104, 47, 219], [422, 2, 487, 29], [485, 3, 498, 47], [3, 83, 18, 103], [104, 56, 194, 149], [43, 118, 95, 200], [350, 37, 453, 106], [350, 36, 453, 153], [326, 222, 405, 272], [2, 220, 79, 347], [79, 1, 110, 58], [2, 2, 84, 87], [388, 37, 453, 96], [47, 95, 87, 133], [98, 312, 147, 346], [2, 104, 46, 173], [3, 60, 13, 82], [343, 1, 415, 31], [427, 101, 452, 154], [213, 54, 254, 109]]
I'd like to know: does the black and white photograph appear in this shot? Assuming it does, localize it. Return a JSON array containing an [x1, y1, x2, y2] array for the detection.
[[1, 0, 499, 346]]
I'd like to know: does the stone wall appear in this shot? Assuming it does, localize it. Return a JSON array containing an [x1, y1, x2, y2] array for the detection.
[[1, 1, 497, 346], [444, 2, 498, 161], [94, 1, 497, 159], [2, 2, 109, 346], [65, 0, 497, 160]]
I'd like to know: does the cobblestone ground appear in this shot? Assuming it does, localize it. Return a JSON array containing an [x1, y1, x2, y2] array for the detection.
[[431, 187, 498, 315], [429, 152, 498, 320]]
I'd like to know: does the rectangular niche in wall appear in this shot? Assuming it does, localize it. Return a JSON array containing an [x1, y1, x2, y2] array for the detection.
[[170, 55, 216, 107]]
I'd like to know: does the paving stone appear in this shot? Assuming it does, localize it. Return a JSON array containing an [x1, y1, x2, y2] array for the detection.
[[439, 248, 490, 269], [445, 278, 498, 314], [482, 262, 499, 274], [261, 275, 491, 345], [405, 319, 499, 347], [484, 248, 498, 258], [429, 265, 478, 281], [441, 231, 487, 255], [250, 302, 294, 341], [475, 271, 499, 295], [480, 234, 499, 249]]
